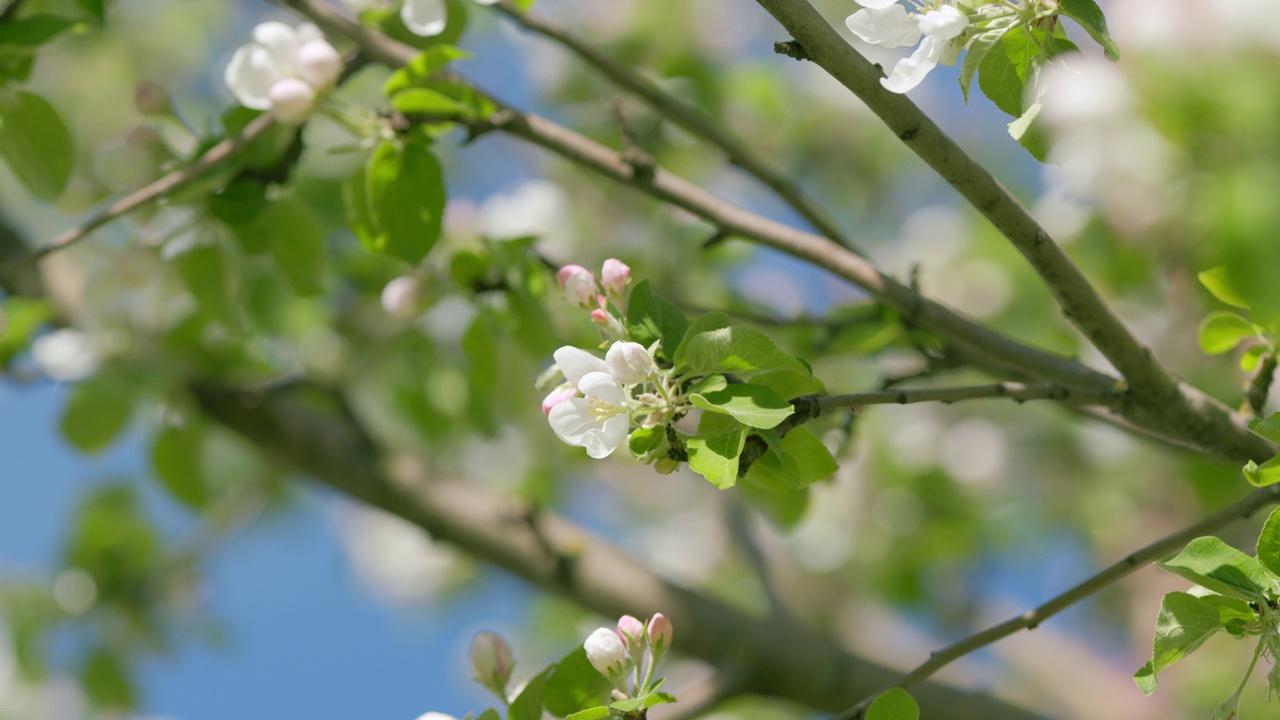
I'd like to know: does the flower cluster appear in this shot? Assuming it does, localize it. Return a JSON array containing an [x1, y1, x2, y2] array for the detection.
[[584, 614, 674, 696], [225, 22, 343, 124], [846, 0, 971, 93], [556, 259, 632, 339], [341, 0, 499, 38]]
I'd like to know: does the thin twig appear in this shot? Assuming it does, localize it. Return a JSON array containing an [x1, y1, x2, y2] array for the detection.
[[837, 483, 1280, 720], [486, 0, 864, 256], [815, 382, 1114, 412], [0, 113, 276, 277]]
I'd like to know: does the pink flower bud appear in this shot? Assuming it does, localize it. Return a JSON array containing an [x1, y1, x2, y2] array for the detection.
[[616, 615, 645, 655], [267, 78, 317, 124], [380, 276, 421, 318], [590, 308, 611, 325], [469, 631, 514, 697], [601, 259, 631, 298], [584, 627, 631, 683], [541, 387, 578, 415], [556, 265, 596, 308], [647, 613, 673, 655], [297, 38, 343, 89]]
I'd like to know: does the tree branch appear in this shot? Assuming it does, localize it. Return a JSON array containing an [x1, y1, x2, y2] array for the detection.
[[837, 483, 1280, 720], [0, 113, 277, 278], [192, 380, 1043, 720], [484, 0, 865, 256], [814, 382, 1115, 412], [751, 0, 1168, 398]]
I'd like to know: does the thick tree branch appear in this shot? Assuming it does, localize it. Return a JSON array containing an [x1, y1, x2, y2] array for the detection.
[[193, 380, 1043, 720], [279, 0, 1274, 462], [751, 0, 1166, 397], [838, 482, 1280, 719], [484, 1, 865, 256], [0, 113, 277, 278], [814, 382, 1115, 412]]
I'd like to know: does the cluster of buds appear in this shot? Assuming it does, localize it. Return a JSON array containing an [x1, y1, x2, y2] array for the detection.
[[556, 259, 632, 341], [584, 614, 674, 696], [224, 22, 343, 124]]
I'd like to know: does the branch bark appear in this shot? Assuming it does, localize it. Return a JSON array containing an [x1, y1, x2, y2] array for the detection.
[[193, 380, 1043, 720]]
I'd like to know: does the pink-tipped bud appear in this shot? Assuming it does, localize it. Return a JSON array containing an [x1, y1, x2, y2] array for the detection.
[[616, 615, 645, 656], [541, 387, 578, 416], [297, 38, 343, 90], [267, 78, 317, 124], [605, 342, 654, 385], [469, 631, 514, 698], [601, 259, 631, 298], [590, 308, 611, 325], [647, 613, 673, 656], [584, 627, 632, 685], [556, 265, 596, 308]]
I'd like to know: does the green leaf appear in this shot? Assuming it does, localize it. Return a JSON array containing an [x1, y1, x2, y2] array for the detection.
[[392, 88, 475, 117], [0, 296, 52, 365], [462, 312, 499, 390], [625, 280, 688, 361], [365, 140, 447, 264], [866, 687, 919, 720], [383, 45, 473, 95], [543, 647, 613, 716], [959, 24, 1013, 102], [1249, 414, 1280, 444], [257, 200, 328, 296], [629, 426, 666, 459], [744, 426, 838, 492], [686, 418, 747, 489], [739, 479, 809, 529], [566, 708, 610, 720], [642, 692, 677, 708], [1199, 267, 1252, 309], [673, 313, 806, 377], [1243, 455, 1280, 487], [83, 646, 135, 709], [509, 666, 552, 720], [74, 0, 107, 22], [690, 383, 794, 429], [343, 164, 378, 250], [1134, 592, 1227, 696], [0, 14, 80, 46], [1256, 507, 1280, 580], [0, 91, 74, 201], [1057, 0, 1121, 61], [749, 368, 824, 399], [1008, 99, 1049, 162], [977, 26, 1037, 117], [60, 376, 133, 453], [475, 710, 500, 720], [1242, 345, 1267, 372], [169, 230, 242, 330], [1157, 537, 1275, 602], [152, 422, 209, 509], [1199, 312, 1257, 355]]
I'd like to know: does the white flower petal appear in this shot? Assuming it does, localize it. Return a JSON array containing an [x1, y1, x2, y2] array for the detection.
[[295, 21, 325, 44], [553, 346, 609, 386], [846, 5, 920, 48], [225, 44, 281, 110], [882, 35, 945, 93], [584, 415, 630, 458], [297, 38, 343, 89], [918, 5, 968, 41], [252, 21, 302, 74], [578, 371, 627, 407], [857, 0, 901, 8], [268, 78, 317, 124], [605, 341, 654, 385], [471, 0, 500, 4], [548, 398, 599, 445], [402, 0, 448, 36], [32, 329, 97, 382]]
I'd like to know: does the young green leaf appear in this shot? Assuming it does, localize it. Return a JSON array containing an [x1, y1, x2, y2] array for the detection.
[[0, 91, 74, 201], [690, 383, 794, 429], [1248, 413, 1280, 445], [543, 647, 613, 716], [744, 426, 838, 492], [739, 478, 810, 529], [1157, 537, 1275, 602], [259, 200, 328, 297], [1199, 267, 1252, 310], [392, 88, 476, 117], [0, 14, 81, 47], [1198, 312, 1257, 355], [959, 24, 1013, 102], [509, 666, 552, 720], [748, 367, 824, 399], [625, 280, 688, 361], [1243, 455, 1280, 487], [60, 376, 133, 454], [365, 140, 447, 264], [673, 313, 806, 376], [565, 708, 610, 720], [685, 419, 747, 489], [169, 233, 243, 330], [1255, 507, 1280, 580], [1134, 591, 1228, 696], [866, 687, 919, 720], [152, 422, 209, 509], [1057, 0, 1121, 61], [383, 45, 474, 95]]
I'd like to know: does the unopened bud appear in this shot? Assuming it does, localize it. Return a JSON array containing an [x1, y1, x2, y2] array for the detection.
[[134, 81, 173, 117], [381, 276, 421, 318], [469, 631, 515, 698], [616, 615, 645, 656], [590, 308, 612, 325], [267, 78, 317, 124], [556, 264, 596, 308], [605, 341, 654, 385], [584, 627, 632, 685], [601, 258, 631, 299], [297, 38, 343, 89], [647, 613, 673, 656]]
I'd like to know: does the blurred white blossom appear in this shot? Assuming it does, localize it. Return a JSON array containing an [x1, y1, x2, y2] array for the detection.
[[32, 329, 98, 382], [224, 22, 342, 124], [335, 503, 457, 606], [479, 180, 574, 252]]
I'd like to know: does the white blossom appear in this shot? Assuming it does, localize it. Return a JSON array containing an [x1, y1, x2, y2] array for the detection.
[[380, 276, 422, 317], [547, 346, 632, 459], [847, 1, 969, 93], [31, 329, 98, 382], [342, 0, 500, 37], [224, 22, 342, 124], [584, 627, 631, 682], [605, 341, 654, 385]]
